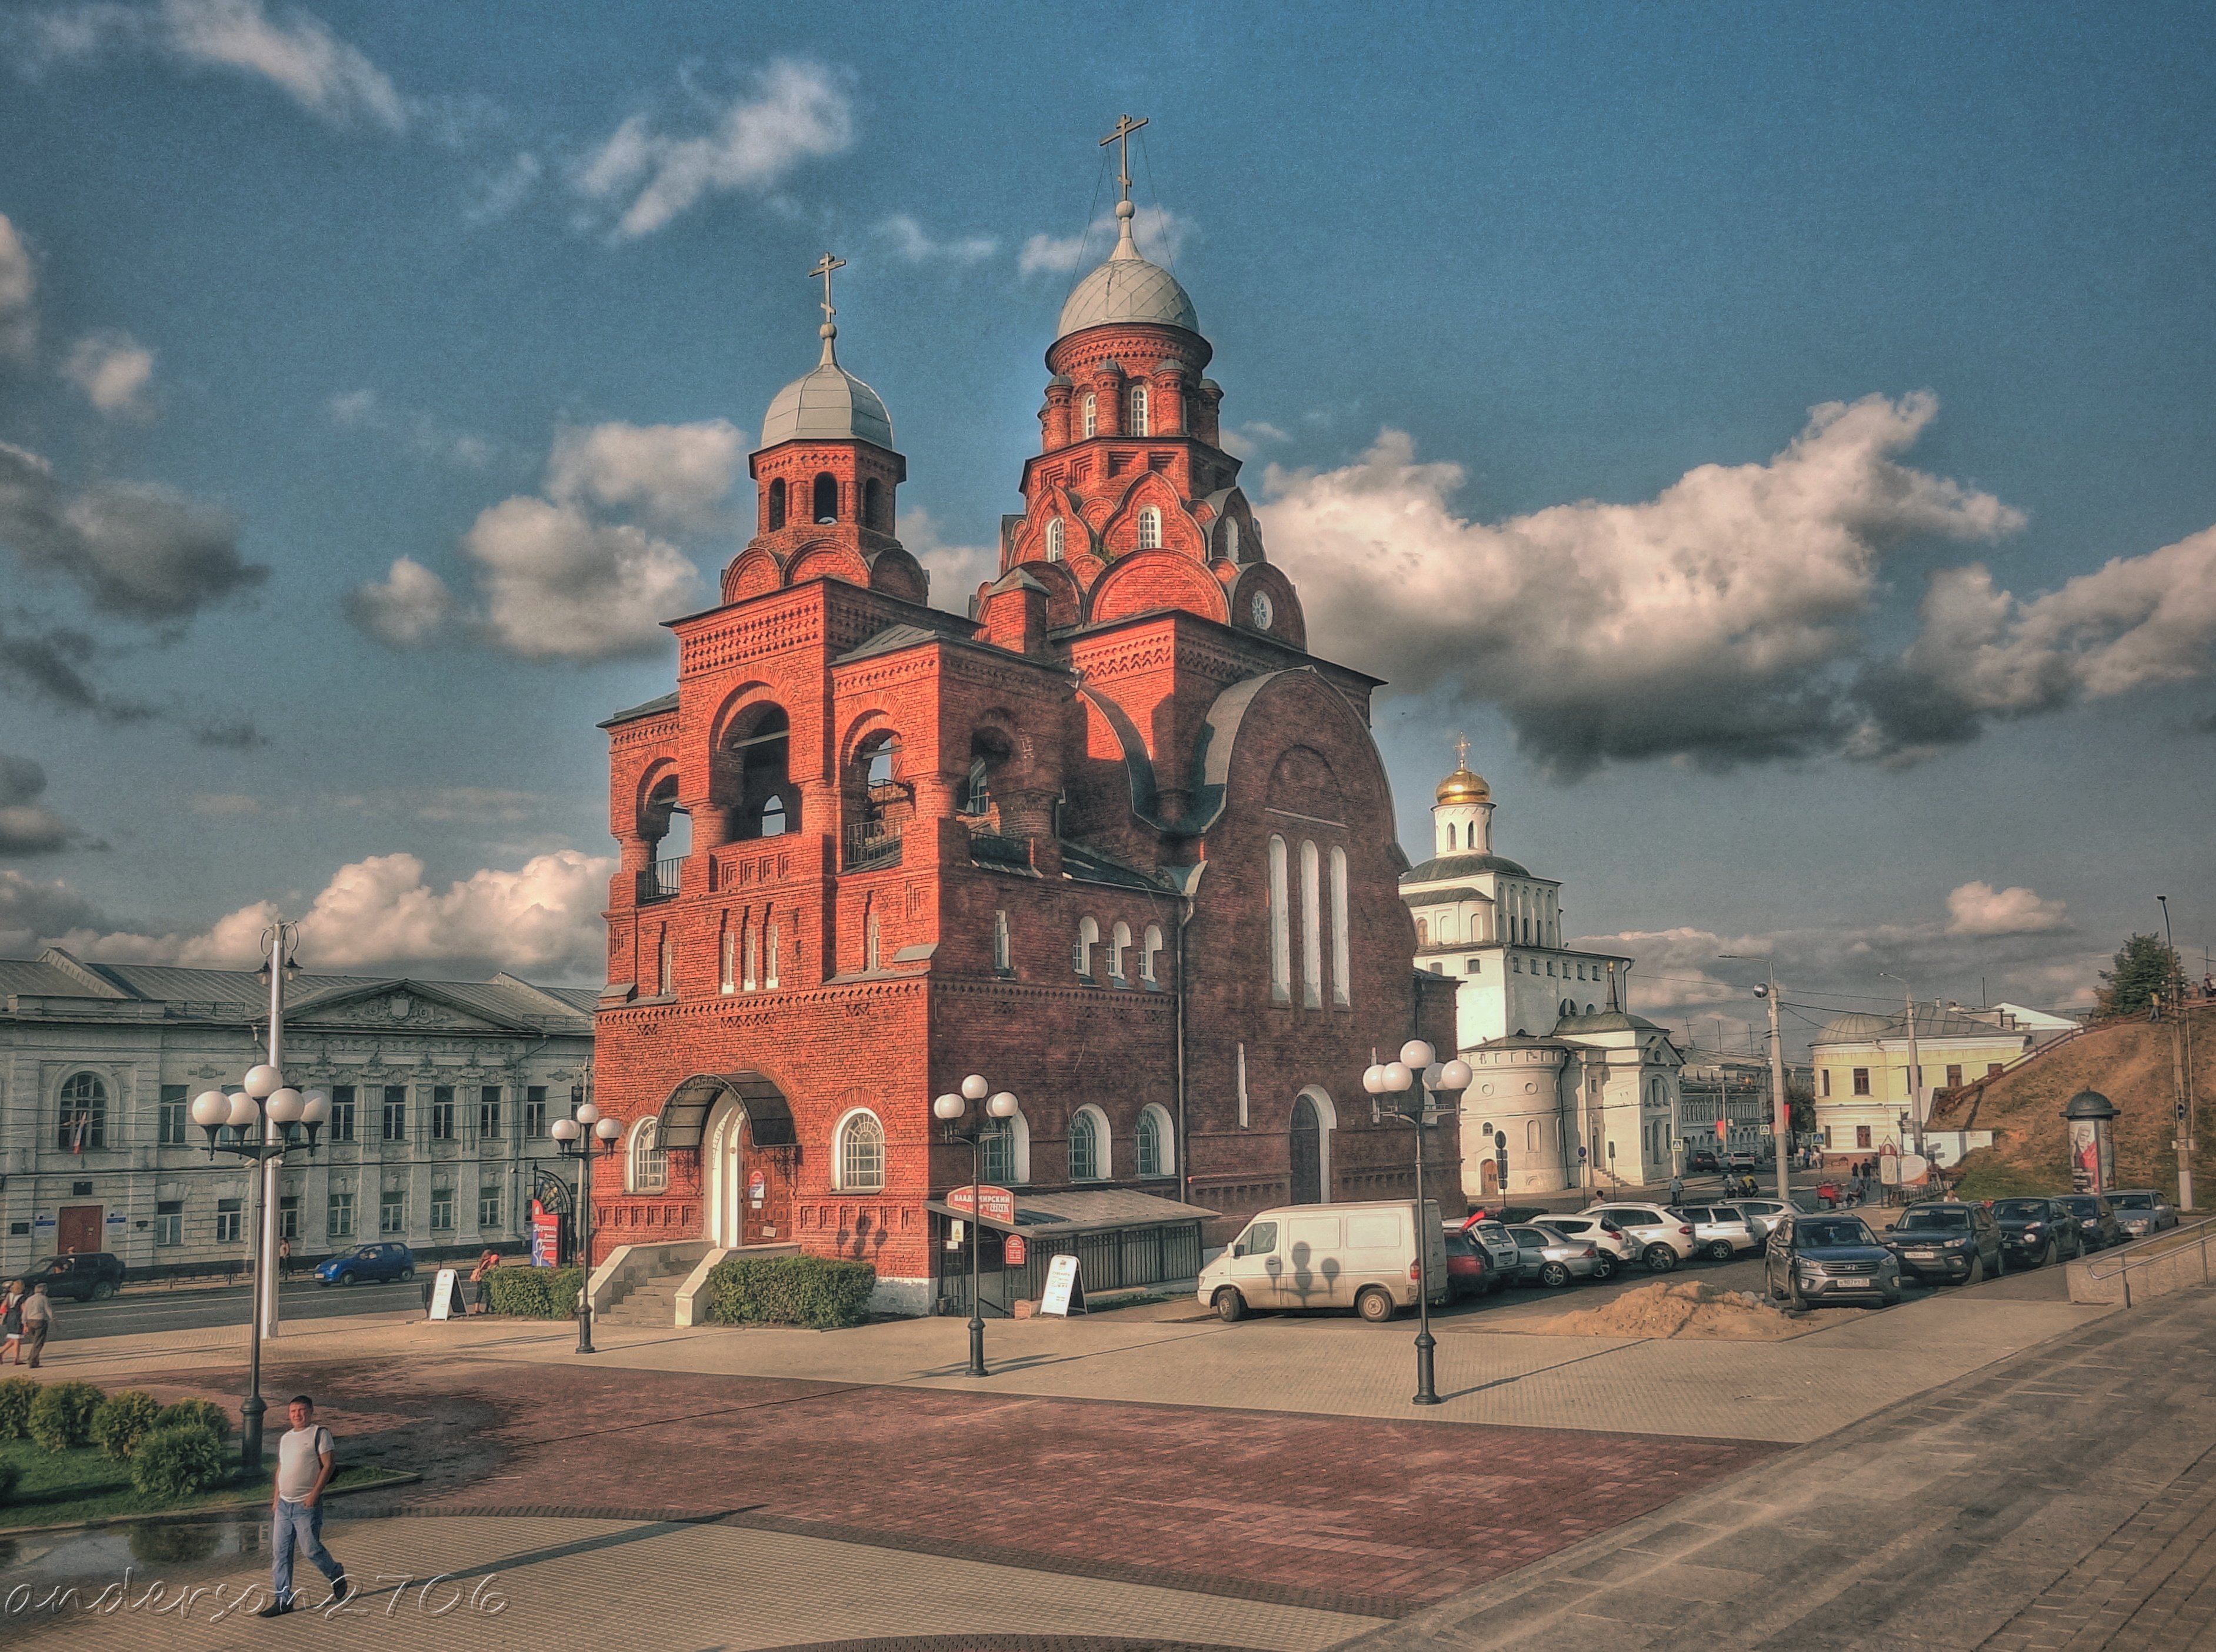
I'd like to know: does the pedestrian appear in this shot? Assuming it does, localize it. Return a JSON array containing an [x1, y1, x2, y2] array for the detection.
[[468, 1247, 501, 1314], [278, 1235, 293, 1282], [1, 1280, 22, 1364], [1669, 1174, 1685, 1206], [18, 1283, 52, 1369], [256, 1395, 351, 1617]]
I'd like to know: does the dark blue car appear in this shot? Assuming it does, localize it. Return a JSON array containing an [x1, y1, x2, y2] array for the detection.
[[314, 1241, 415, 1286]]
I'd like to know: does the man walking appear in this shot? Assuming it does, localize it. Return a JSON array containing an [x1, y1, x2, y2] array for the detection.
[[19, 1283, 52, 1368], [1668, 1173, 1685, 1206], [256, 1395, 350, 1616]]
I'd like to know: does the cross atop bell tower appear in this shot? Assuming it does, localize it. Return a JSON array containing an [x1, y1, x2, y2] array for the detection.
[[809, 251, 847, 365], [1100, 114, 1147, 204]]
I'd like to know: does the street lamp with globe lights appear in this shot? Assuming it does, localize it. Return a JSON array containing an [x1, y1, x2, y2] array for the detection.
[[548, 1103, 622, 1354], [1363, 1039, 1472, 1407], [933, 1076, 1019, 1379]]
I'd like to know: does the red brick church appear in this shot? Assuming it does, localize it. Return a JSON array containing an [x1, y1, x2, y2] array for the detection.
[[591, 136, 1458, 1311]]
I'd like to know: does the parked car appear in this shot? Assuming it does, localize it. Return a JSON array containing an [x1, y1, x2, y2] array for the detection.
[[2056, 1193, 2124, 1252], [1580, 1203, 1698, 1272], [1505, 1224, 1607, 1288], [22, 1252, 125, 1301], [1688, 1149, 1721, 1174], [1672, 1204, 1761, 1261], [313, 1241, 416, 1287], [1201, 1201, 1448, 1323], [1764, 1213, 1901, 1309], [1722, 1198, 1794, 1241], [1442, 1229, 1492, 1300], [1884, 1202, 2003, 1285], [1459, 1219, 1522, 1286], [1530, 1213, 1634, 1279], [1991, 1198, 2085, 1269], [2108, 1190, 2181, 1240], [1725, 1150, 1760, 1172]]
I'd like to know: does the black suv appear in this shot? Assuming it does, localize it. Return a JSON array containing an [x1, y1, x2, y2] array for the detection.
[[1991, 1197, 2084, 1269], [24, 1252, 125, 1301], [2057, 1194, 2124, 1252], [1885, 1202, 2003, 1285]]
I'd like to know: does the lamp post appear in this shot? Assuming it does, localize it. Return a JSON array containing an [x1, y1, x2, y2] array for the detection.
[[933, 1076, 1020, 1378], [1879, 972, 1924, 1160], [549, 1104, 622, 1353], [186, 929, 330, 1473], [1364, 1040, 1472, 1407], [1724, 955, 1794, 1204], [2159, 896, 2194, 1212]]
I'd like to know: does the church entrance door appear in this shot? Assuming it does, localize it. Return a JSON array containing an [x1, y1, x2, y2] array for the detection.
[[1289, 1097, 1322, 1205], [704, 1096, 792, 1247]]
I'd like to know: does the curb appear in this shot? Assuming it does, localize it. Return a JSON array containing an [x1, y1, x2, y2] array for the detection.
[[0, 1470, 421, 1540]]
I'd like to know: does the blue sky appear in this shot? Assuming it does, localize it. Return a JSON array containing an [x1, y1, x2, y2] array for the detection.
[[1, 2, 2211, 1047]]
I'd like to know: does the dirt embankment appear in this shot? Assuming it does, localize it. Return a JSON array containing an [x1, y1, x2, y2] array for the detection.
[[1931, 1005, 2216, 1196], [1517, 1279, 1861, 1340]]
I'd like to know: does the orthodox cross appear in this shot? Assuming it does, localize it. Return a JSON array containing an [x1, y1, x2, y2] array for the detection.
[[809, 252, 845, 326], [1099, 114, 1148, 203], [1454, 732, 1471, 770]]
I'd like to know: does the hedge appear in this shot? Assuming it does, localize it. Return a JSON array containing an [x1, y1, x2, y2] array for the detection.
[[29, 1381, 105, 1452], [703, 1254, 875, 1329], [154, 1398, 232, 1441], [486, 1265, 583, 1319], [90, 1390, 164, 1459], [0, 1459, 18, 1508], [131, 1424, 228, 1500], [0, 1376, 35, 1440]]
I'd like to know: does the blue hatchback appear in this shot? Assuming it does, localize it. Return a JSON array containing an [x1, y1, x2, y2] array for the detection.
[[314, 1241, 416, 1286]]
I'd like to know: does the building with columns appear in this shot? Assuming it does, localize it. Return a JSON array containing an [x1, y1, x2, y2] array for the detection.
[[1401, 753, 1682, 1199], [591, 145, 1459, 1314]]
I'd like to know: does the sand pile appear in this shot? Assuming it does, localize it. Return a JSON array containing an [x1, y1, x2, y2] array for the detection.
[[1529, 1279, 1852, 1340]]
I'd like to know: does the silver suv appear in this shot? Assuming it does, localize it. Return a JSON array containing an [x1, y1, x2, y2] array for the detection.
[[1721, 1198, 1793, 1240], [1581, 1203, 1698, 1271], [1672, 1204, 1760, 1261]]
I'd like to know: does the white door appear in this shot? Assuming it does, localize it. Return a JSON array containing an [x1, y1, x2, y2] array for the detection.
[[704, 1098, 745, 1247]]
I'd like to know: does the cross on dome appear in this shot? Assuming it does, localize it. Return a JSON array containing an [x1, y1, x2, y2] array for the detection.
[[1099, 114, 1150, 259], [809, 251, 847, 363]]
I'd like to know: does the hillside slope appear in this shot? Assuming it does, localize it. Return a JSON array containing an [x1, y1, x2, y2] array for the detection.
[[1931, 1004, 2216, 1196]]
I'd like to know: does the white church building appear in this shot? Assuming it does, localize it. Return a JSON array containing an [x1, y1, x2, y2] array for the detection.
[[1401, 752, 1683, 1201]]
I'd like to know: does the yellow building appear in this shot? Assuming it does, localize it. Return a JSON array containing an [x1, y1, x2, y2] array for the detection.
[[1810, 1007, 2038, 1159]]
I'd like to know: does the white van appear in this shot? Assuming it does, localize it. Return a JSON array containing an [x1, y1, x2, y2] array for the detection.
[[1199, 1201, 1448, 1324]]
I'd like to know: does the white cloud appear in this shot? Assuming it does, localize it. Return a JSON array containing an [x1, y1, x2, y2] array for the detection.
[[343, 555, 452, 646], [877, 213, 996, 265], [895, 505, 994, 610], [0, 867, 97, 953], [21, 0, 406, 132], [1262, 393, 2025, 774], [1219, 420, 1291, 459], [464, 151, 542, 225], [1019, 204, 1191, 276], [545, 418, 747, 533], [62, 329, 155, 416], [572, 59, 854, 240], [323, 387, 497, 470], [0, 213, 34, 361], [1945, 880, 2070, 937], [462, 497, 698, 660]]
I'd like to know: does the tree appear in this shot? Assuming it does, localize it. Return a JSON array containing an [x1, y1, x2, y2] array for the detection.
[[1786, 1079, 1816, 1136], [2097, 933, 2181, 1017]]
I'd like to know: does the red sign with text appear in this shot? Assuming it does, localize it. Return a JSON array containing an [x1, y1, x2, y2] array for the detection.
[[946, 1184, 1016, 1224], [1004, 1235, 1027, 1267]]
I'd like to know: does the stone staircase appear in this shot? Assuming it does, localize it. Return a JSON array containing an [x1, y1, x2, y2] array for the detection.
[[599, 1269, 687, 1327], [589, 1240, 709, 1329]]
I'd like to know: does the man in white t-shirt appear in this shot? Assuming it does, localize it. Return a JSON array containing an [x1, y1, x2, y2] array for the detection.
[[256, 1394, 352, 1616]]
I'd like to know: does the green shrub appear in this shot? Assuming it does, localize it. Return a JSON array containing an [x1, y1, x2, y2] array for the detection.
[[90, 1389, 165, 1459], [485, 1265, 582, 1319], [28, 1380, 105, 1452], [705, 1254, 875, 1329], [129, 1423, 227, 1500], [0, 1459, 19, 1509], [154, 1397, 233, 1441], [0, 1375, 36, 1439]]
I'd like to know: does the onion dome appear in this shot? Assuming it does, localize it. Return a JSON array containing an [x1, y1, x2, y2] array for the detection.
[[1437, 765, 1491, 805], [1055, 200, 1199, 341], [761, 323, 894, 449]]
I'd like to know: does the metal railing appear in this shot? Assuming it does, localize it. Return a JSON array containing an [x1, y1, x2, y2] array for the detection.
[[2080, 1214, 2216, 1307], [844, 821, 902, 871], [637, 857, 682, 902]]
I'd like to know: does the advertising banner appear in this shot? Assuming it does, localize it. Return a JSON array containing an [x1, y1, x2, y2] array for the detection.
[[530, 1199, 561, 1267]]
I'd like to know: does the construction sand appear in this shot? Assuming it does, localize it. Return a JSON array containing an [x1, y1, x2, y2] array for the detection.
[[1515, 1279, 1866, 1340]]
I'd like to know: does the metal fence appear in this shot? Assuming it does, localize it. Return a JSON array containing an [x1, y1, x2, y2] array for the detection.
[[938, 1220, 1202, 1315], [2076, 1215, 2216, 1307]]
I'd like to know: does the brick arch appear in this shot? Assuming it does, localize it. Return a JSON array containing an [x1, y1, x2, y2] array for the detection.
[[1087, 549, 1231, 628], [787, 540, 871, 588], [1267, 743, 1347, 821], [1098, 475, 1202, 561], [633, 756, 681, 823], [707, 682, 783, 753], [1231, 562, 1306, 650], [721, 547, 784, 603], [1008, 556, 1085, 628], [866, 546, 928, 605], [837, 707, 905, 771]]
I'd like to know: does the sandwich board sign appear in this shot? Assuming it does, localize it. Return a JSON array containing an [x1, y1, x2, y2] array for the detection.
[[1039, 1252, 1085, 1317], [428, 1267, 463, 1320]]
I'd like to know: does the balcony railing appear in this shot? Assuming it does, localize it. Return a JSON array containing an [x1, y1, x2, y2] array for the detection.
[[844, 821, 902, 872], [638, 857, 682, 903]]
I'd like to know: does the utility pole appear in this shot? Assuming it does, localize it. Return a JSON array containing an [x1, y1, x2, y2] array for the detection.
[[1722, 953, 1793, 1202], [1882, 972, 1923, 1159], [2160, 896, 2193, 1211]]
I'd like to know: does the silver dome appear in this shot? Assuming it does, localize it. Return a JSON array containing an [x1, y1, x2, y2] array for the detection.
[[1055, 203, 1199, 342], [760, 336, 894, 449]]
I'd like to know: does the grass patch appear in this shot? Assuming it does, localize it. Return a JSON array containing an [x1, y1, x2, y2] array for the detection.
[[1952, 1157, 2067, 1199], [0, 1439, 408, 1533]]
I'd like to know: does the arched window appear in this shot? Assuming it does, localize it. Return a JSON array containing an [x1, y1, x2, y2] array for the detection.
[[743, 915, 759, 992], [765, 920, 780, 989], [1082, 392, 1097, 438], [836, 1111, 885, 1192], [723, 703, 792, 843], [1329, 846, 1350, 1006], [1045, 518, 1064, 561], [1417, 917, 1429, 945], [658, 926, 674, 996], [961, 757, 991, 815], [862, 476, 884, 530], [1527, 1118, 1541, 1154], [767, 477, 787, 531], [1140, 922, 1164, 987], [983, 1106, 1028, 1184], [1129, 385, 1149, 436], [1109, 920, 1131, 982], [1447, 823, 1457, 848], [1074, 915, 1099, 979], [1137, 506, 1161, 550], [994, 909, 1012, 973], [720, 914, 736, 994], [864, 896, 881, 972], [1300, 839, 1322, 1009], [56, 1070, 106, 1151], [1267, 836, 1291, 1003], [760, 795, 786, 836], [1137, 1104, 1175, 1177], [1224, 516, 1238, 559], [1068, 1107, 1106, 1180], [813, 473, 838, 523], [628, 1117, 667, 1193]]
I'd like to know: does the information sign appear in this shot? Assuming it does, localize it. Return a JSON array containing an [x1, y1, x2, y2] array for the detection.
[[1039, 1253, 1085, 1316], [946, 1184, 1016, 1225], [529, 1200, 560, 1267], [428, 1267, 463, 1320], [1004, 1234, 1027, 1267]]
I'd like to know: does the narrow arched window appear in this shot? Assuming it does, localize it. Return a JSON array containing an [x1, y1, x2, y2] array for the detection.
[[1075, 915, 1099, 979], [1447, 823, 1457, 849], [1141, 923, 1164, 987], [962, 757, 991, 815], [994, 909, 1012, 973], [838, 1112, 885, 1192], [658, 926, 674, 996], [1082, 393, 1097, 438], [56, 1070, 107, 1151], [1129, 385, 1149, 436], [813, 473, 838, 523], [629, 1117, 667, 1193], [862, 476, 884, 530], [1069, 1110, 1102, 1180], [1417, 917, 1429, 945], [760, 795, 787, 837], [742, 915, 758, 992], [1268, 835, 1291, 1003], [720, 915, 736, 994], [983, 1115, 1017, 1184], [767, 477, 787, 531], [1045, 518, 1064, 562], [864, 896, 881, 972], [1137, 506, 1161, 550], [1300, 839, 1322, 1009], [1109, 920, 1131, 982], [1527, 1119, 1541, 1154], [1137, 1109, 1164, 1177], [1224, 516, 1239, 559], [765, 919, 780, 989], [1329, 846, 1350, 1006]]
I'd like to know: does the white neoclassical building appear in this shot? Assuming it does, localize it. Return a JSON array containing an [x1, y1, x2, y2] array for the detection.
[[1401, 754, 1682, 1199]]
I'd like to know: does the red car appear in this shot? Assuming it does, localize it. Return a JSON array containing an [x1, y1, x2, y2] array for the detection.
[[1443, 1229, 1492, 1300]]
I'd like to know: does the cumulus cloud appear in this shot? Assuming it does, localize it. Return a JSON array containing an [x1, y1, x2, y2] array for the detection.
[[0, 867, 97, 952], [0, 613, 152, 722], [1945, 880, 2069, 937], [0, 752, 75, 853], [1019, 204, 1191, 276], [877, 214, 996, 265], [18, 0, 406, 132], [47, 849, 613, 978], [62, 329, 155, 416], [894, 505, 991, 610], [323, 387, 497, 469], [0, 214, 34, 361], [0, 440, 266, 620], [343, 555, 452, 646], [572, 59, 854, 239], [462, 496, 698, 660], [544, 418, 746, 533], [1263, 394, 2029, 774]]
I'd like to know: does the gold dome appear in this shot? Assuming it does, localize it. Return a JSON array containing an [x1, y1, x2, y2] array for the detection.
[[1436, 766, 1490, 805]]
